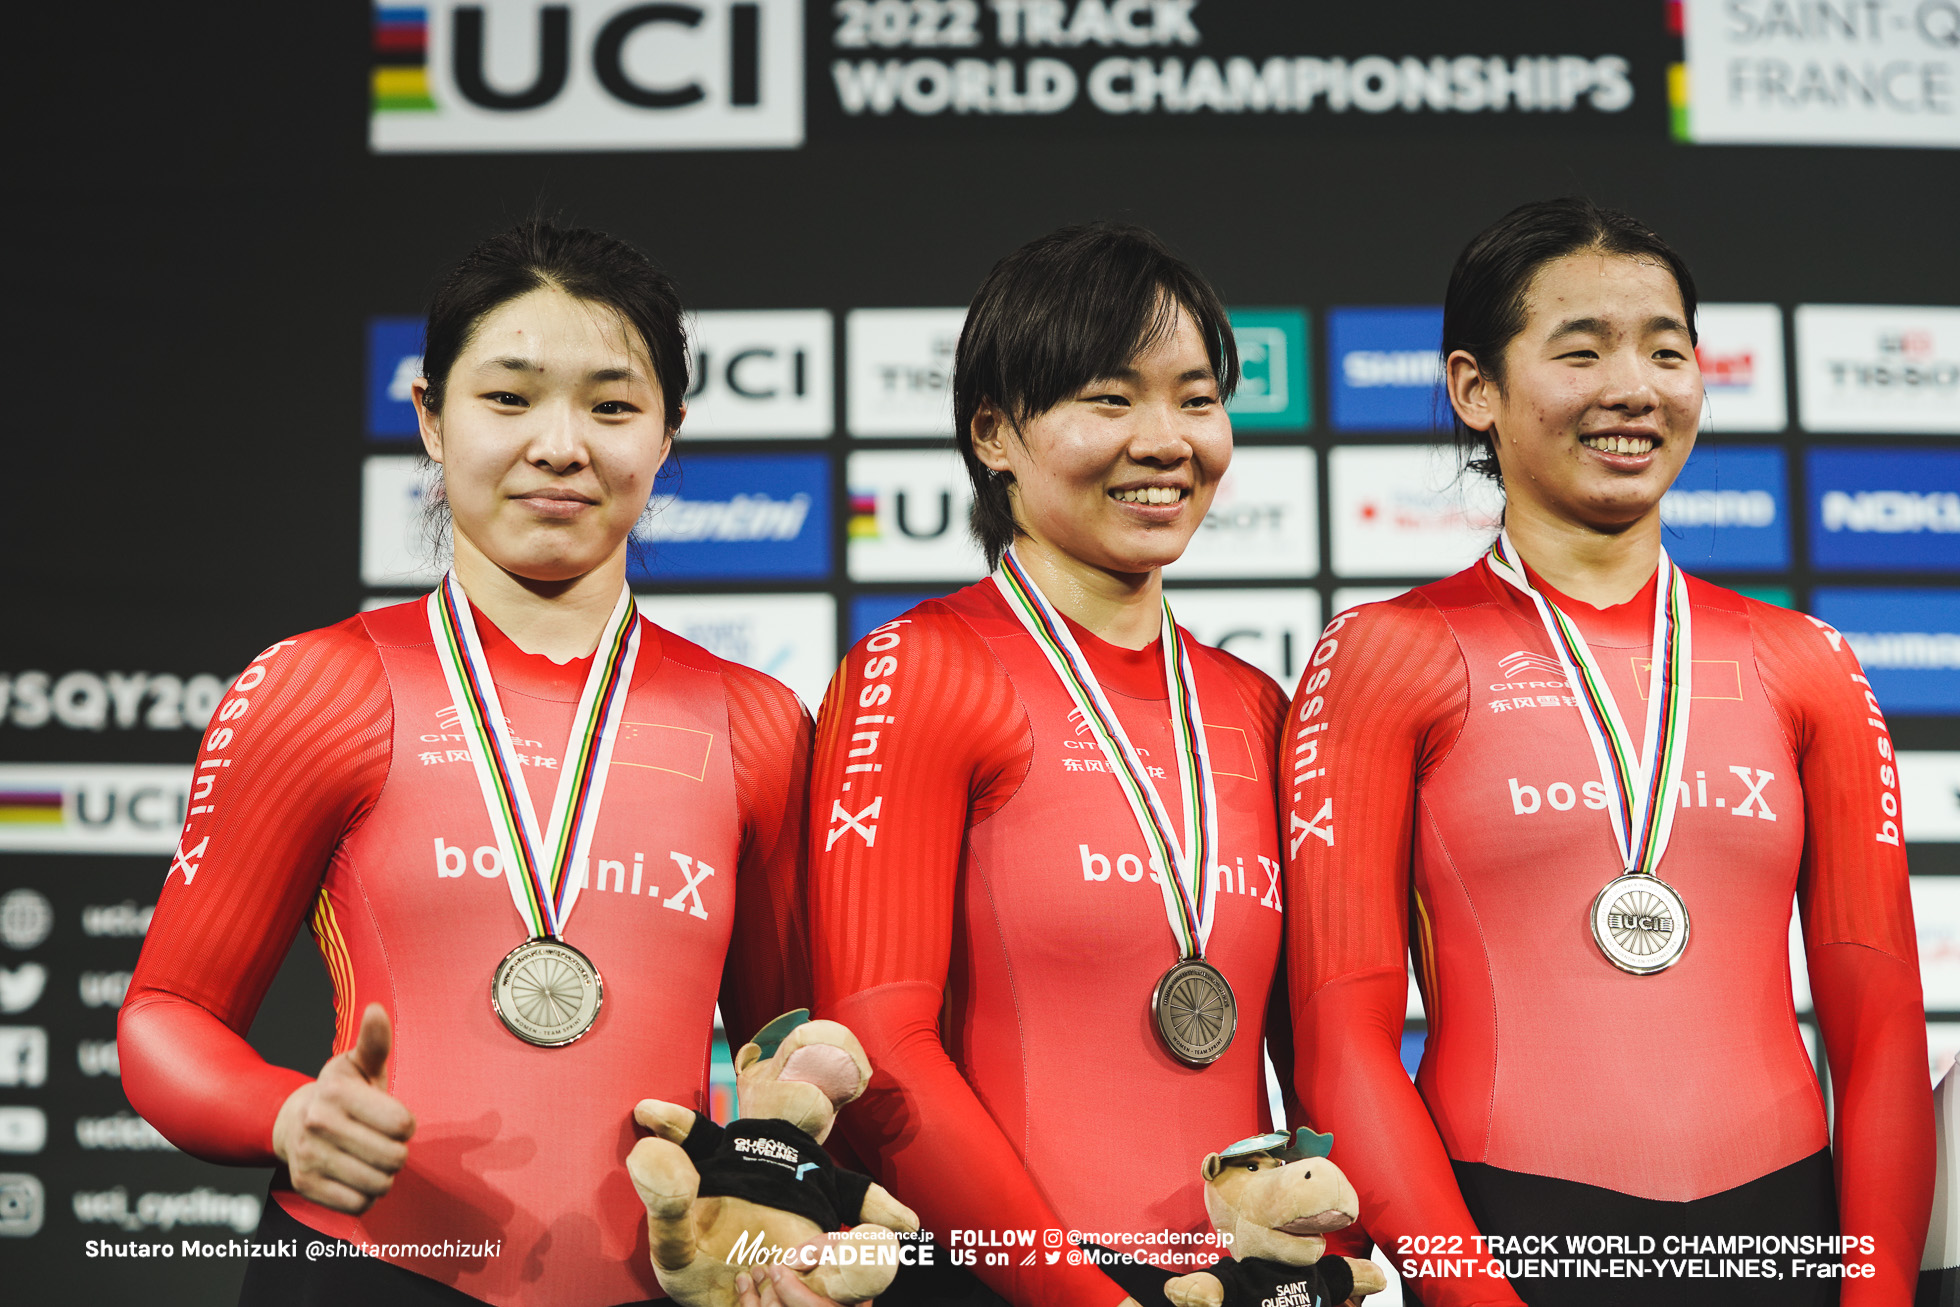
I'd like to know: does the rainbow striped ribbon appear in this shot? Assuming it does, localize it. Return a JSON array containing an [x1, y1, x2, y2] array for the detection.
[[427, 573, 642, 940], [993, 549, 1220, 959], [1485, 533, 1694, 878]]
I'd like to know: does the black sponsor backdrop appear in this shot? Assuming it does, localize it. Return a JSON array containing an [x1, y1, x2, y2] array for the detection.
[[4, 1, 1957, 1300]]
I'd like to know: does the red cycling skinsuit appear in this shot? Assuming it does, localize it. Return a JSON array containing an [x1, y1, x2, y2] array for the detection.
[[809, 580, 1305, 1307], [120, 599, 811, 1307], [1285, 558, 1932, 1306]]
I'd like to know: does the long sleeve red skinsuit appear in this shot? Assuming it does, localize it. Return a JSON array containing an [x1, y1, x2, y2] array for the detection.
[[120, 601, 812, 1306], [1284, 560, 1931, 1306], [808, 582, 1313, 1307]]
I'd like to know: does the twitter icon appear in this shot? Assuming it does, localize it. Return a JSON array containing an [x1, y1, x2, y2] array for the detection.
[[0, 965, 45, 1015]]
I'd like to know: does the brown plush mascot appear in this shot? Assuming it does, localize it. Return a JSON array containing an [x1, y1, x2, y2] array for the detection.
[[626, 1010, 920, 1306], [1163, 1128, 1388, 1307]]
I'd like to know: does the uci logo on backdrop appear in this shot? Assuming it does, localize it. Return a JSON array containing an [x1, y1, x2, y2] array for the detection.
[[370, 0, 804, 151]]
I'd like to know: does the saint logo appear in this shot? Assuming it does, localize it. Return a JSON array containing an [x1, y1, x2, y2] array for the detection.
[[370, 0, 804, 153]]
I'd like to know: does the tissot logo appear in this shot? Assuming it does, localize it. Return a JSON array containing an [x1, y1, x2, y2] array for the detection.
[[845, 308, 966, 437], [1796, 306, 1960, 434], [1163, 448, 1317, 579], [370, 0, 804, 152]]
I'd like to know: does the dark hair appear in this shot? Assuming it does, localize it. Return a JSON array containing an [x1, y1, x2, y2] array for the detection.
[[420, 220, 689, 427], [1443, 197, 1698, 484], [954, 222, 1240, 568]]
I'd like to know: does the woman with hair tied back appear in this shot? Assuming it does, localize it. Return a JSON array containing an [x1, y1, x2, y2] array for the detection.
[[1285, 197, 1932, 1306], [807, 223, 1329, 1307], [120, 222, 814, 1306]]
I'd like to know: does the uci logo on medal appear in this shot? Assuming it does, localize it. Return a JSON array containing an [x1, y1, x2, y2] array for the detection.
[[370, 0, 805, 153]]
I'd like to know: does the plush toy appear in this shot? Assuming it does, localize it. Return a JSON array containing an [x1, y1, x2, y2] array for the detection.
[[626, 1009, 921, 1306], [1163, 1128, 1388, 1307]]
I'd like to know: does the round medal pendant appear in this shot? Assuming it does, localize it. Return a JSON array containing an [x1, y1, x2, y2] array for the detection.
[[491, 938, 604, 1046], [1590, 874, 1691, 975], [1152, 958, 1237, 1066]]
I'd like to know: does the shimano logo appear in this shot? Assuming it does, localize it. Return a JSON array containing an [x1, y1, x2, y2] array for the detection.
[[1341, 350, 1442, 389], [639, 493, 811, 543], [1661, 489, 1776, 528], [1820, 491, 1960, 534], [1841, 631, 1960, 670]]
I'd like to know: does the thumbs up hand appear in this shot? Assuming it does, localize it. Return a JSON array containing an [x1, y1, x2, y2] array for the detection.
[[273, 1004, 418, 1214]]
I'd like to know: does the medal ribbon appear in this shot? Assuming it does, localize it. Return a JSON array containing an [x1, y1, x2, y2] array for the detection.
[[1485, 532, 1693, 877], [427, 572, 641, 939], [992, 549, 1220, 958]]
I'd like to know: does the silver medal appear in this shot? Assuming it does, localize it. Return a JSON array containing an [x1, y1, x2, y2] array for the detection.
[[1590, 874, 1690, 975], [491, 937, 604, 1046], [1152, 958, 1238, 1067]]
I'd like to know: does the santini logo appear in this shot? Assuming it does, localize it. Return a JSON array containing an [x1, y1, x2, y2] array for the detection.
[[639, 493, 811, 542], [1821, 491, 1960, 534]]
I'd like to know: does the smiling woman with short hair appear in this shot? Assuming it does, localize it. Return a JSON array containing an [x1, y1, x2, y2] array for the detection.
[[807, 222, 1311, 1307]]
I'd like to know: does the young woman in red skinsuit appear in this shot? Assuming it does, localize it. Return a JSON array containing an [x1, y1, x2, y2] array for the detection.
[[807, 225, 1322, 1307], [1285, 198, 1932, 1307], [119, 223, 814, 1306]]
